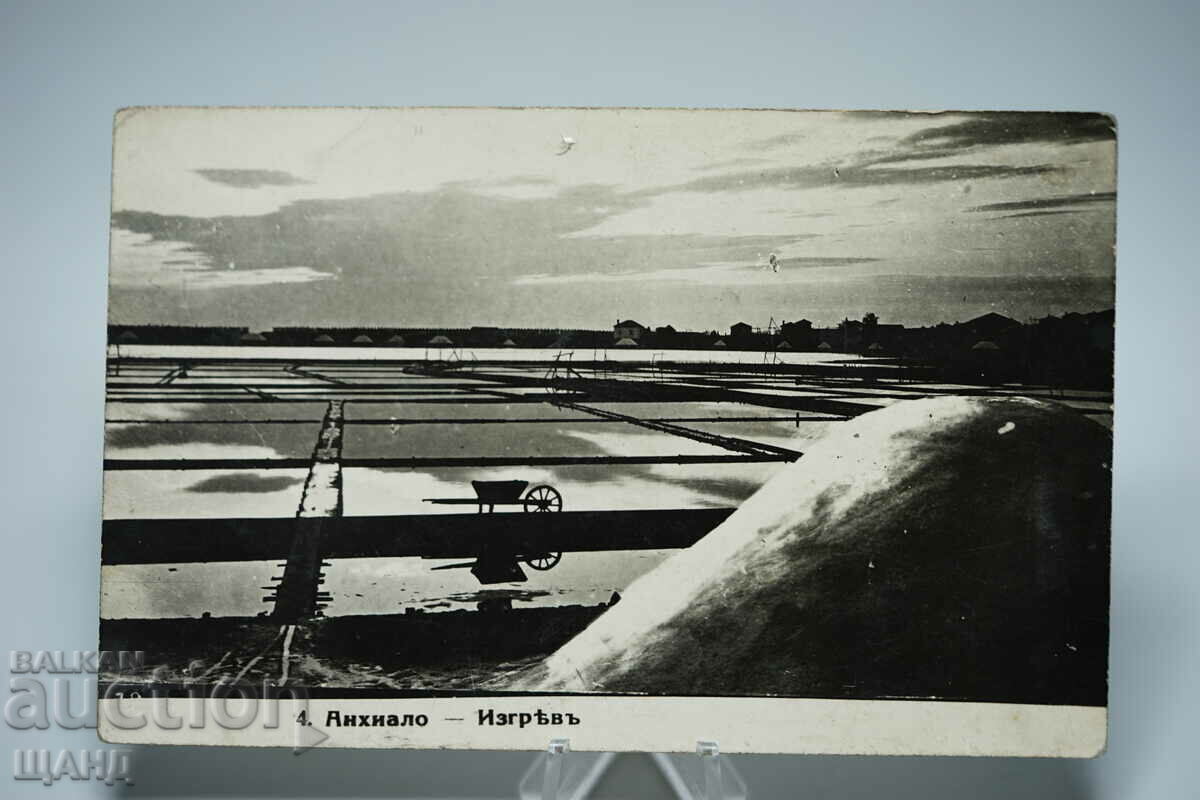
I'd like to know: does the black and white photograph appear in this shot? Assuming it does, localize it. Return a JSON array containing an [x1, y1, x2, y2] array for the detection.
[[97, 107, 1114, 755]]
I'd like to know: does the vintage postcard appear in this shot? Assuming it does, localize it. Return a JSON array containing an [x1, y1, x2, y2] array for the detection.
[[99, 107, 1114, 756]]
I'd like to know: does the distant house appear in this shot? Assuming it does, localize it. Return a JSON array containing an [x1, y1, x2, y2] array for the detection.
[[655, 325, 677, 335], [780, 319, 817, 350], [613, 320, 646, 341], [962, 312, 1021, 340], [730, 321, 753, 338], [833, 316, 907, 353]]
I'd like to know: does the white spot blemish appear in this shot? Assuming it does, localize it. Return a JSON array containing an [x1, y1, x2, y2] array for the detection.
[[997, 421, 1016, 435]]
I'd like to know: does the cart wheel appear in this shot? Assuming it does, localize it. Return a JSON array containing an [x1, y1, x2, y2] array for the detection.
[[524, 552, 563, 571], [523, 485, 562, 513]]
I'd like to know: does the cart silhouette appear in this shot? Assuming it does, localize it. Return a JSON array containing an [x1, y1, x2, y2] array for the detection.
[[424, 480, 564, 573]]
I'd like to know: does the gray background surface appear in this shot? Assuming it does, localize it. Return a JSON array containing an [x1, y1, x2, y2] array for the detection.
[[0, 1, 1195, 797]]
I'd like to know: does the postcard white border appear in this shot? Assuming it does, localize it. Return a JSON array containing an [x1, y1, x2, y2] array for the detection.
[[100, 696, 1106, 757]]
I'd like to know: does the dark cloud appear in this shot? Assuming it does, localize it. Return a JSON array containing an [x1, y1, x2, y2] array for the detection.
[[186, 473, 303, 494], [865, 112, 1114, 167], [907, 112, 1113, 147], [656, 112, 1106, 195], [998, 210, 1082, 220], [753, 112, 1112, 169], [966, 192, 1116, 214], [653, 163, 1060, 195], [114, 182, 645, 279], [648, 166, 822, 193], [845, 163, 1062, 187], [774, 256, 879, 269], [194, 169, 310, 189]]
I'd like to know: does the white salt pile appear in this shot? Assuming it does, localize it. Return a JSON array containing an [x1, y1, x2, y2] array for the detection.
[[515, 396, 1111, 704]]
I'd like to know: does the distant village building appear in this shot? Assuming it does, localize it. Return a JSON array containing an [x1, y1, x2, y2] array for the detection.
[[837, 319, 865, 352], [834, 314, 905, 353], [613, 320, 646, 341], [963, 312, 1021, 341], [730, 321, 753, 339], [780, 319, 817, 350]]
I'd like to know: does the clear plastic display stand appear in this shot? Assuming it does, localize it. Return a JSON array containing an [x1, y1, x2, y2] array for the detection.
[[517, 739, 747, 799]]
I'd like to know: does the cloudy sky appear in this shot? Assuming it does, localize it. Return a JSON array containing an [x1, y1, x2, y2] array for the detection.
[[110, 108, 1115, 330]]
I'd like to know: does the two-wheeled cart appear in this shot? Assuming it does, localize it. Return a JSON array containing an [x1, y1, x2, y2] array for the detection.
[[424, 479, 564, 572]]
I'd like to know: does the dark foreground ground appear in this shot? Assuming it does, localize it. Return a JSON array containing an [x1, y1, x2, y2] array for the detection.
[[100, 604, 609, 697]]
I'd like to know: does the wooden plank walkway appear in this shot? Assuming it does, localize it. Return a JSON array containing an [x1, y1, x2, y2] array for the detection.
[[268, 400, 344, 621]]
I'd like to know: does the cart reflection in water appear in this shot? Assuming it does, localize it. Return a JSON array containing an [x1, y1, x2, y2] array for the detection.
[[424, 480, 566, 599]]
